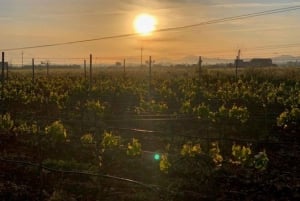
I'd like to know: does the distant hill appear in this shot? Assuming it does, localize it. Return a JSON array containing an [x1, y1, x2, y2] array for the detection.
[[157, 54, 300, 65], [272, 55, 300, 64], [158, 55, 232, 65]]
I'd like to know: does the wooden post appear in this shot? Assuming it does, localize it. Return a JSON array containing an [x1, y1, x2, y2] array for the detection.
[[123, 59, 126, 75], [6, 61, 8, 81], [1, 52, 4, 85], [235, 56, 238, 80], [149, 56, 152, 99], [21, 51, 24, 68], [32, 58, 35, 83], [89, 54, 92, 88], [1, 52, 4, 115], [46, 61, 49, 77], [198, 56, 202, 80], [84, 59, 87, 81], [235, 49, 240, 81], [141, 47, 143, 67]]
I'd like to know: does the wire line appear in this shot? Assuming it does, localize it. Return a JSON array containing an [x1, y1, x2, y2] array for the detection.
[[1, 6, 300, 51]]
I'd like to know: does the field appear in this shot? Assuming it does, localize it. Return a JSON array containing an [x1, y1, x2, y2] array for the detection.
[[0, 66, 299, 201]]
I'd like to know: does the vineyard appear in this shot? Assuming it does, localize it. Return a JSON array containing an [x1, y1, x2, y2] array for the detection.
[[0, 66, 299, 201]]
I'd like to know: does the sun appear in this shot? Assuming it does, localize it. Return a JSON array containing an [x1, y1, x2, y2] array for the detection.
[[134, 13, 156, 35]]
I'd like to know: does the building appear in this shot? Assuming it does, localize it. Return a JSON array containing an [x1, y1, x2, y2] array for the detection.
[[235, 58, 275, 67], [249, 58, 273, 67]]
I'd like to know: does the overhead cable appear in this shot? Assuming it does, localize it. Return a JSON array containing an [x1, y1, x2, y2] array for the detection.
[[1, 6, 300, 51]]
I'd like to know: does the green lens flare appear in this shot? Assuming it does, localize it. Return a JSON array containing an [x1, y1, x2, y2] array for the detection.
[[154, 153, 160, 160]]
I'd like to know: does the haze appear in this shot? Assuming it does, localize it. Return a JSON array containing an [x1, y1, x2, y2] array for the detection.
[[1, 0, 300, 65]]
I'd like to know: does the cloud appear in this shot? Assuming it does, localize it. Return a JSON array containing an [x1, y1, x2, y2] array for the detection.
[[213, 24, 300, 34]]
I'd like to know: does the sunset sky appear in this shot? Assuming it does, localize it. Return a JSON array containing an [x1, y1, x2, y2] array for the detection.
[[1, 0, 300, 65]]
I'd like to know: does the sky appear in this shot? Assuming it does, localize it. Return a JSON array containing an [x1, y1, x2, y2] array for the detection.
[[1, 0, 300, 65]]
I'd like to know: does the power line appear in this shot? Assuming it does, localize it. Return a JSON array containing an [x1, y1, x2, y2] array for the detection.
[[244, 43, 300, 52], [150, 42, 300, 58], [157, 6, 300, 33], [1, 6, 300, 52]]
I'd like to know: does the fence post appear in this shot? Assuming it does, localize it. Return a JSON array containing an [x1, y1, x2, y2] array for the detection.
[[148, 56, 152, 99], [89, 54, 92, 89], [84, 59, 87, 81], [1, 52, 4, 85], [22, 51, 24, 68], [235, 56, 238, 81], [46, 61, 49, 77], [1, 52, 4, 115], [235, 49, 240, 81], [141, 47, 143, 68], [6, 62, 8, 81], [123, 58, 126, 77], [198, 56, 202, 80], [32, 58, 35, 83]]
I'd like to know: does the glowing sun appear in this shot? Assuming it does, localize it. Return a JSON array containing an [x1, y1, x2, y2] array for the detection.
[[134, 13, 156, 35]]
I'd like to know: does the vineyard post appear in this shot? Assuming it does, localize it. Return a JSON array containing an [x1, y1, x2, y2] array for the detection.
[[235, 49, 240, 81], [32, 58, 35, 83], [149, 56, 152, 99], [198, 56, 202, 80], [89, 54, 92, 89], [46, 61, 49, 77], [22, 51, 24, 68], [1, 52, 4, 115], [141, 47, 143, 68], [1, 52, 4, 85], [235, 56, 238, 80], [84, 59, 87, 81], [6, 60, 8, 81], [123, 58, 126, 77]]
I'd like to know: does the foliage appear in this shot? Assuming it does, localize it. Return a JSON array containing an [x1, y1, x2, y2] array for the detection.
[[101, 131, 120, 149], [180, 142, 202, 157], [193, 103, 214, 120], [2, 68, 297, 200], [80, 133, 94, 144], [159, 153, 171, 173], [231, 144, 252, 165], [126, 138, 142, 156], [277, 107, 300, 129], [45, 121, 67, 144], [228, 105, 249, 123], [135, 99, 168, 114], [180, 99, 192, 114], [16, 122, 38, 135], [0, 113, 14, 132], [209, 142, 223, 166], [230, 144, 269, 170], [252, 150, 269, 171], [84, 99, 106, 119], [214, 104, 249, 124]]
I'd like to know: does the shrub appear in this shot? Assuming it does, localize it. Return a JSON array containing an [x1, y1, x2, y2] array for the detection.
[[45, 121, 67, 144]]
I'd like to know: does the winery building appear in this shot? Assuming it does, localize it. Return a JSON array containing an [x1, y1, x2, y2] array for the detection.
[[236, 58, 275, 67]]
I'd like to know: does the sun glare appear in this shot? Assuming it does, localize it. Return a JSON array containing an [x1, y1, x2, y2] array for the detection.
[[134, 13, 156, 35]]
